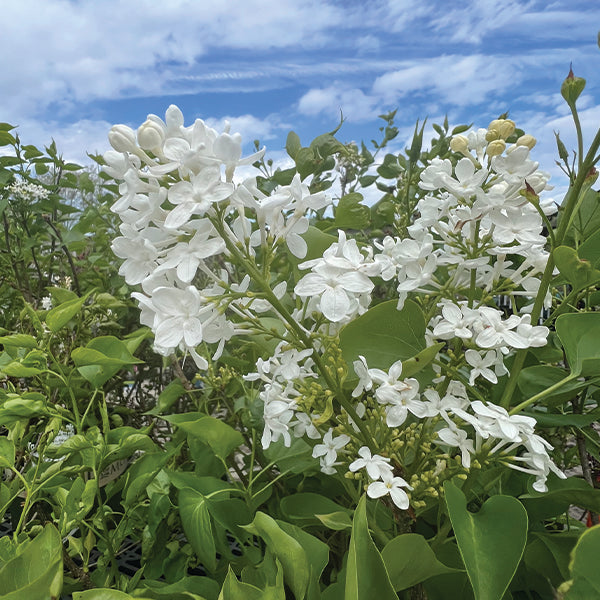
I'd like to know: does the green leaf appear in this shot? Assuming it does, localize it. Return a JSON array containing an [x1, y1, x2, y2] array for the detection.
[[556, 312, 600, 376], [45, 293, 90, 332], [345, 495, 397, 600], [444, 481, 527, 600], [179, 487, 217, 572], [147, 378, 186, 414], [123, 451, 170, 507], [0, 438, 15, 469], [0, 362, 43, 377], [381, 533, 460, 591], [162, 412, 243, 460], [0, 334, 38, 349], [244, 511, 310, 600], [140, 575, 219, 600], [219, 566, 263, 600], [517, 365, 591, 406], [401, 343, 444, 378], [72, 336, 142, 387], [315, 511, 352, 531], [280, 492, 351, 526], [0, 524, 62, 599], [561, 524, 600, 598], [520, 476, 600, 521], [286, 131, 302, 160], [334, 193, 370, 229], [74, 591, 147, 600], [295, 147, 316, 180], [277, 520, 329, 600], [554, 246, 600, 292], [340, 300, 426, 372], [523, 410, 600, 428]]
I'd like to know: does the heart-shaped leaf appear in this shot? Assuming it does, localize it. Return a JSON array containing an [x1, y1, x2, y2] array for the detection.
[[444, 481, 527, 600]]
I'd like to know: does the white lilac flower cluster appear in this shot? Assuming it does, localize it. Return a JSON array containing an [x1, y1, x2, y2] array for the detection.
[[8, 180, 49, 201], [108, 109, 564, 505], [247, 119, 563, 502], [105, 105, 331, 368], [351, 357, 565, 493]]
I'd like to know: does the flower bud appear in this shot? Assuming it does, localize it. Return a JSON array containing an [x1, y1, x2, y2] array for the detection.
[[450, 134, 469, 154], [586, 166, 598, 186], [561, 65, 586, 106], [497, 119, 516, 140], [516, 134, 536, 150], [108, 124, 138, 153], [486, 139, 506, 157], [485, 128, 500, 142], [137, 119, 165, 151]]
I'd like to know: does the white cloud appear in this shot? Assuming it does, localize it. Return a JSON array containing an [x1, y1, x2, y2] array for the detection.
[[204, 114, 290, 144], [8, 117, 112, 164], [298, 85, 380, 122]]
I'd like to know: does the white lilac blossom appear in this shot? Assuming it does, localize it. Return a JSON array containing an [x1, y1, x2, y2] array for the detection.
[[295, 230, 380, 323], [349, 446, 393, 480], [312, 429, 351, 473], [106, 105, 332, 371], [367, 471, 413, 510], [107, 110, 564, 502]]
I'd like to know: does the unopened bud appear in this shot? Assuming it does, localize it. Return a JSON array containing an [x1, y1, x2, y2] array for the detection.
[[486, 139, 506, 157], [450, 135, 469, 154], [561, 65, 586, 106], [497, 119, 516, 140], [520, 180, 539, 205], [137, 119, 165, 151], [586, 167, 598, 185], [108, 125, 138, 153], [516, 134, 537, 150]]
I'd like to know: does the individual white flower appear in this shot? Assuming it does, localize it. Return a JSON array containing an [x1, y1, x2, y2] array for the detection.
[[432, 301, 474, 340], [291, 413, 320, 440], [41, 296, 53, 310], [367, 471, 413, 510], [165, 167, 233, 229], [349, 446, 393, 480], [150, 285, 208, 350], [465, 349, 498, 386], [352, 355, 373, 397], [437, 426, 475, 468], [295, 261, 374, 322], [312, 429, 351, 464]]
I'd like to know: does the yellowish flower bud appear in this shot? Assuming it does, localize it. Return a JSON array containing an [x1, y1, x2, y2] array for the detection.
[[450, 134, 469, 154], [516, 134, 536, 149], [498, 119, 516, 139], [486, 139, 506, 157]]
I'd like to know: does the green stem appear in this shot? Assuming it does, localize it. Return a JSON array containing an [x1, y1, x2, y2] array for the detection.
[[500, 126, 600, 409], [214, 218, 378, 452], [508, 373, 577, 415]]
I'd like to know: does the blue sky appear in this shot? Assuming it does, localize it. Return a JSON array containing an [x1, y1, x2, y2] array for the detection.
[[4, 0, 600, 197]]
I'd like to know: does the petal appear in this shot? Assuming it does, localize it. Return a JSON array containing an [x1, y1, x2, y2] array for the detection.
[[390, 487, 410, 510], [294, 274, 328, 297], [320, 287, 350, 322], [287, 233, 307, 259], [367, 481, 389, 499]]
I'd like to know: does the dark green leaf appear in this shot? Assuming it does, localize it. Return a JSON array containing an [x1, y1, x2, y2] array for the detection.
[[340, 300, 426, 372], [382, 533, 459, 591], [345, 495, 397, 600], [162, 413, 243, 460], [444, 481, 527, 600]]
